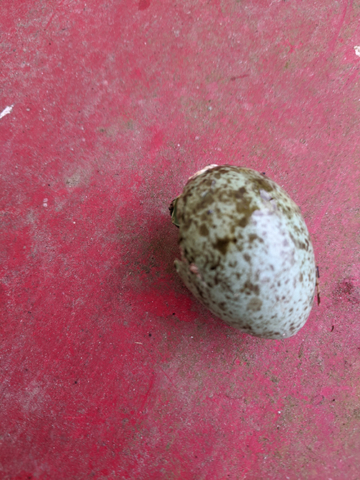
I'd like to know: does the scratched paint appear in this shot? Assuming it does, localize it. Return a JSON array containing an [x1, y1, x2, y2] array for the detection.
[[1, 1, 360, 479], [0, 105, 13, 120]]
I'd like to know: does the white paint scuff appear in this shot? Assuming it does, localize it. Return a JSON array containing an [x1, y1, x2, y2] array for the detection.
[[0, 105, 14, 119], [355, 46, 360, 57]]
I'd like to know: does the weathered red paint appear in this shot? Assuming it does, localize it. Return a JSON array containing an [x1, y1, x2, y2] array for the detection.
[[1, 1, 360, 479]]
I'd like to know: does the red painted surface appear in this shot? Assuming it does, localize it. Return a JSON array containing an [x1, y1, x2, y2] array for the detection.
[[1, 1, 360, 479]]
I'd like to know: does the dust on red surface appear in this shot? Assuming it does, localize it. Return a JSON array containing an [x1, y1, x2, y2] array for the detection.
[[1, 1, 360, 479]]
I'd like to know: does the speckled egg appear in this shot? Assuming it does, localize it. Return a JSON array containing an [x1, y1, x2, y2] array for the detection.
[[170, 165, 316, 339]]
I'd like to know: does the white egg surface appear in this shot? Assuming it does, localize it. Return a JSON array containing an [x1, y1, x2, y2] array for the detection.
[[172, 165, 316, 339]]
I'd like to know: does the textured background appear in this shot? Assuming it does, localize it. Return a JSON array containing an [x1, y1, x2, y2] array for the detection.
[[1, 1, 360, 479]]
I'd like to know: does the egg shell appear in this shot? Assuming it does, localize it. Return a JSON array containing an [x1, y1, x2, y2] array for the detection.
[[174, 165, 316, 339]]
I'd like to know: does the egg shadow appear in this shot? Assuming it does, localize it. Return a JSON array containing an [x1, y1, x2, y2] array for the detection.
[[107, 203, 268, 352]]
